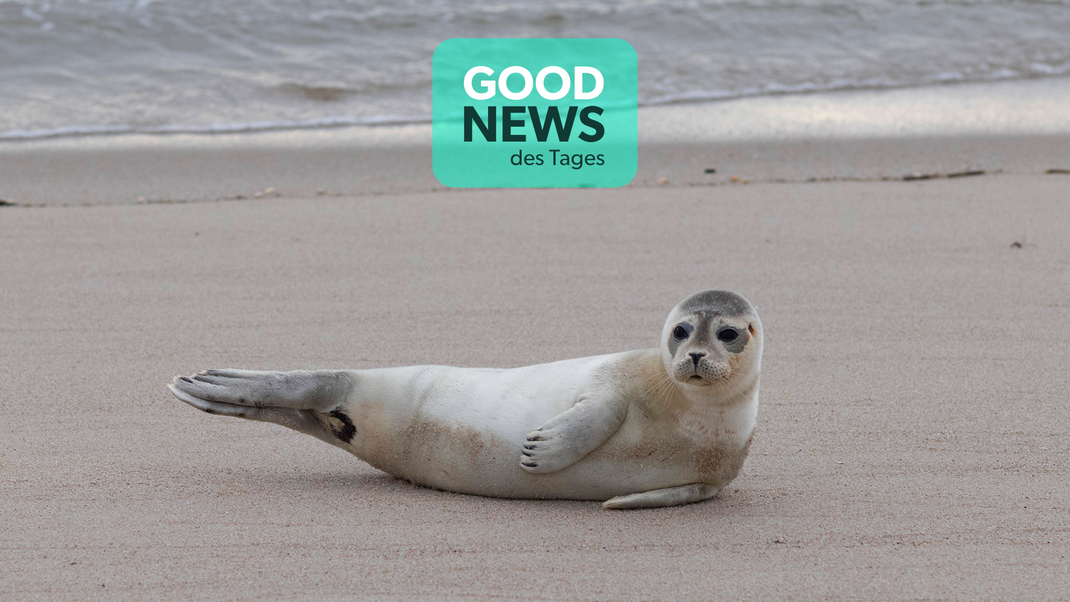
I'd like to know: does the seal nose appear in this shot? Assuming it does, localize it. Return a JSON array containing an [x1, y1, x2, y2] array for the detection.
[[688, 352, 706, 367]]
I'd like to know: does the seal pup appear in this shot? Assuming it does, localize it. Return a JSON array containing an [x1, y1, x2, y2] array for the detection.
[[168, 290, 762, 509]]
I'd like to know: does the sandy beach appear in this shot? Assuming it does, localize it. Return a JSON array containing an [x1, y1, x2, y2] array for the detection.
[[5, 0, 1070, 594], [2, 122, 1069, 598]]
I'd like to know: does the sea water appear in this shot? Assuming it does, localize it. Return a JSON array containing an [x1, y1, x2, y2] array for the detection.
[[1, 0, 1068, 140]]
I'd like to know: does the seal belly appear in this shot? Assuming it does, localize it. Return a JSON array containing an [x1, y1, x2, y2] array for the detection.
[[339, 359, 603, 496], [357, 408, 748, 501]]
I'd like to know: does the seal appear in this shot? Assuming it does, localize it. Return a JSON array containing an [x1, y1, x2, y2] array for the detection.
[[167, 290, 762, 509]]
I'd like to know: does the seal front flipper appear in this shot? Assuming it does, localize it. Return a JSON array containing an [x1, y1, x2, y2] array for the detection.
[[520, 394, 627, 474], [602, 484, 721, 510]]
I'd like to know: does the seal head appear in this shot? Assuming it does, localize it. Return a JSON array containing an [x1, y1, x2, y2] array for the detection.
[[661, 290, 762, 401]]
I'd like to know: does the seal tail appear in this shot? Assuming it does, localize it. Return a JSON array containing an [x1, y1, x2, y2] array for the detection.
[[167, 369, 356, 446]]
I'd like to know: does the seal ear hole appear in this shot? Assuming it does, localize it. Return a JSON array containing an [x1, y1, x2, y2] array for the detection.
[[748, 324, 755, 336]]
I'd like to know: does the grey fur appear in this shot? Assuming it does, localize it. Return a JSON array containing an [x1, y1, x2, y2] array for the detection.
[[717, 325, 748, 354], [665, 313, 750, 362], [679, 290, 755, 318], [666, 321, 694, 357]]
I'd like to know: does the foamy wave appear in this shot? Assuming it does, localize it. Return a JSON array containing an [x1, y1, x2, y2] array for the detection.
[[642, 69, 1069, 107], [3, 0, 1069, 142], [0, 114, 431, 141], [642, 77, 903, 106], [5, 71, 1070, 142]]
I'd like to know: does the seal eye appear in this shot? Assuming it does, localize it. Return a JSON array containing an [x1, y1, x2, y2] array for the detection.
[[672, 324, 691, 341], [717, 328, 739, 343]]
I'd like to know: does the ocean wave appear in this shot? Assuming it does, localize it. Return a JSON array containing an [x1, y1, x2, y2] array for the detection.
[[5, 70, 1070, 142], [0, 114, 432, 141], [2, 0, 1069, 141], [642, 67, 1070, 106]]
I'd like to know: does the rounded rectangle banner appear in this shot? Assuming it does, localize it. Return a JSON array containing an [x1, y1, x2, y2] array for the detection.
[[433, 38, 638, 188]]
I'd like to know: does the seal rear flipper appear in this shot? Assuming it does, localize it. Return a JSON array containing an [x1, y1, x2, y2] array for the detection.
[[167, 382, 341, 445], [602, 483, 720, 510], [169, 369, 351, 411], [167, 371, 357, 447]]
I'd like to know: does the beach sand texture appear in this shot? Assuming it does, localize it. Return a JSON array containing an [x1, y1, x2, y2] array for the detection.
[[2, 168, 1068, 599]]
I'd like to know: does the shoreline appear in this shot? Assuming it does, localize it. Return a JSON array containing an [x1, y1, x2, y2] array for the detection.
[[3, 74, 1070, 145], [2, 133, 1068, 207], [3, 76, 1069, 206]]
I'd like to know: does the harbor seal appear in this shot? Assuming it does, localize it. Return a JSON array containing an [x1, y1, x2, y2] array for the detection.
[[167, 289, 762, 509]]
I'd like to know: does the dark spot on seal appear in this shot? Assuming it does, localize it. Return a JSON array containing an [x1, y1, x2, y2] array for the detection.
[[673, 323, 692, 341], [717, 327, 739, 343], [327, 409, 357, 444], [668, 322, 694, 357], [719, 326, 748, 354]]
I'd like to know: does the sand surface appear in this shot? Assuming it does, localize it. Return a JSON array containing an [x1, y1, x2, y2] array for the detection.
[[2, 133, 1069, 207], [2, 172, 1068, 599]]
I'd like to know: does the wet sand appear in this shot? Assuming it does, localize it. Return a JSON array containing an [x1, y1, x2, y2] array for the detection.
[[2, 170, 1068, 599], [4, 76, 1070, 206]]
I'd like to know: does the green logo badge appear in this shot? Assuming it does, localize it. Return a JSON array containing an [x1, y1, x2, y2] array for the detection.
[[432, 38, 638, 188]]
